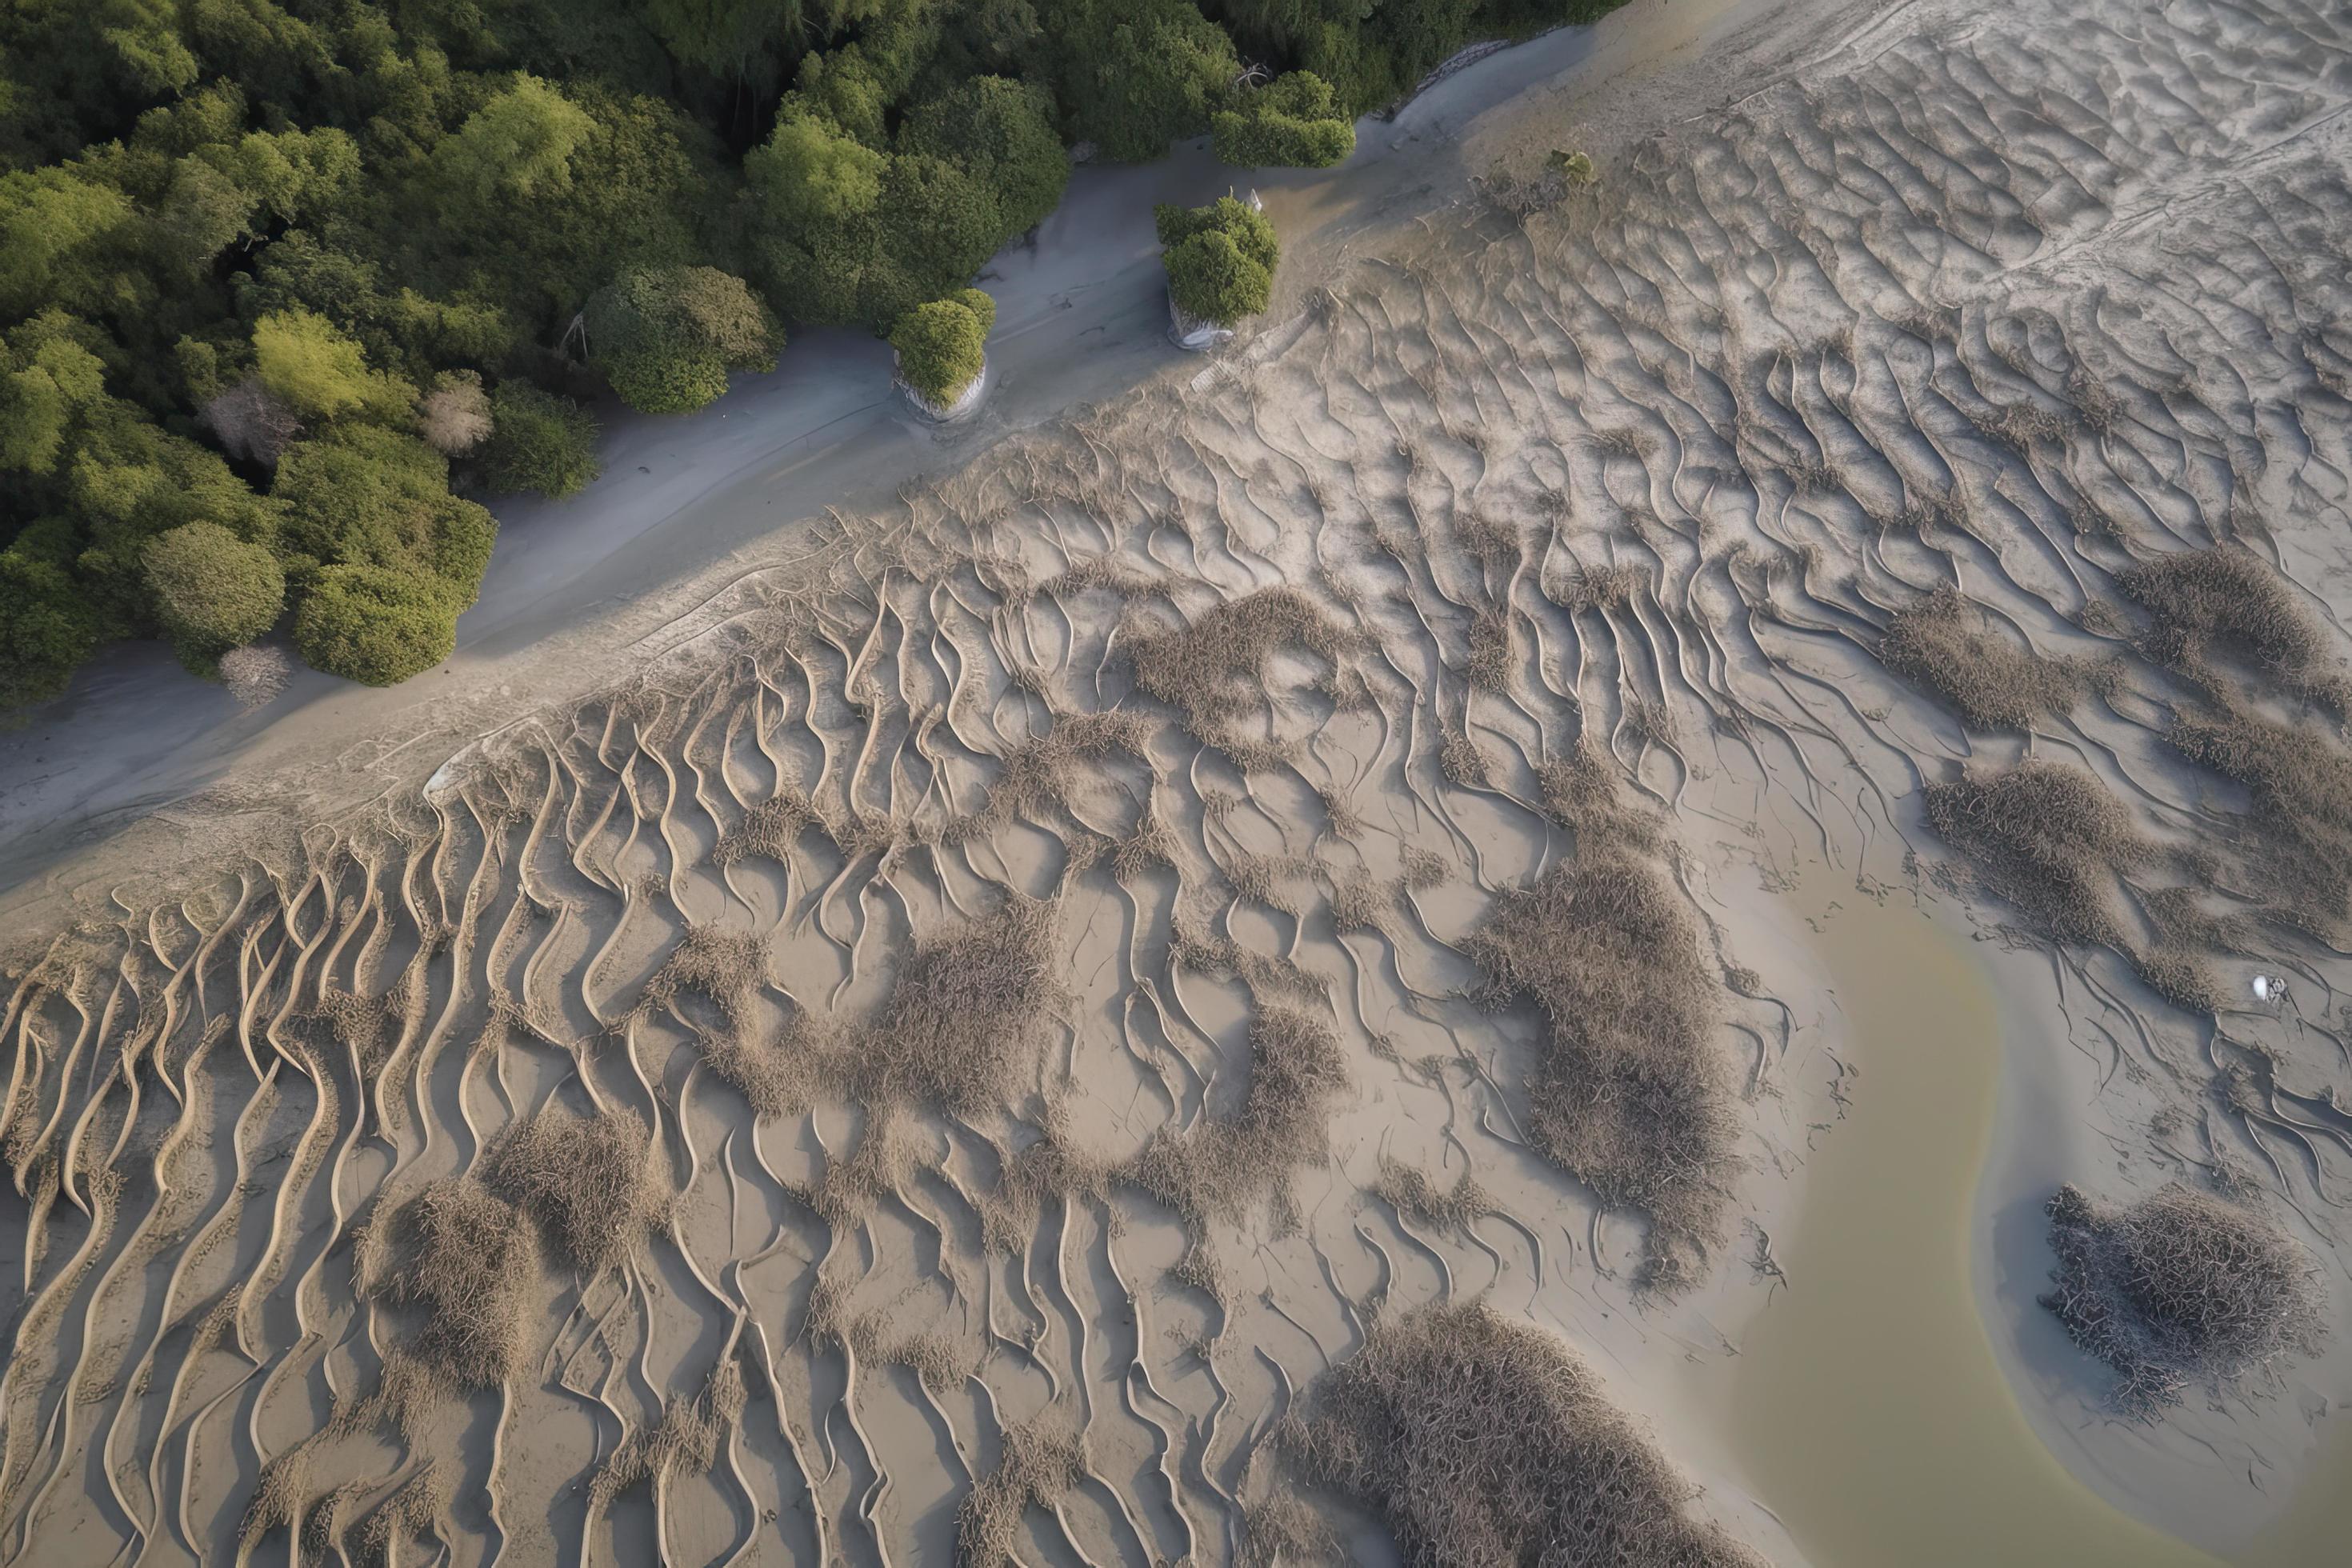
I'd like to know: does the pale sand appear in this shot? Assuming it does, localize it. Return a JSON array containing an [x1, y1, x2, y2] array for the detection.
[[5, 0, 2352, 1563]]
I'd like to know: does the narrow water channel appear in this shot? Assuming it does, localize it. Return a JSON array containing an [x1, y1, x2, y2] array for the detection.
[[1725, 895, 2222, 1566]]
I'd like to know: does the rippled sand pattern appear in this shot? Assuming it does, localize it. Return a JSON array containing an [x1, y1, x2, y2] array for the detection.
[[5, 0, 2351, 1562]]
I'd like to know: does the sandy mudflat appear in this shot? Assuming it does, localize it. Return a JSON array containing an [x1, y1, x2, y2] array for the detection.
[[6, 0, 2352, 1562]]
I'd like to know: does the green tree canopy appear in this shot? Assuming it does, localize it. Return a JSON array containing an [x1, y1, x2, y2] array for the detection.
[[273, 425, 494, 594], [586, 266, 780, 414], [1212, 71, 1355, 168], [900, 77, 1068, 238], [430, 74, 595, 216], [1050, 0, 1238, 162], [251, 309, 418, 423], [142, 520, 285, 666], [890, 294, 990, 406], [479, 382, 601, 498], [1156, 196, 1278, 326], [293, 563, 462, 686]]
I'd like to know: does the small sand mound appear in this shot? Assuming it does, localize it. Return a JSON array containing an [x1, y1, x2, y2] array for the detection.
[[2041, 1183, 2326, 1416], [1287, 1302, 1768, 1566]]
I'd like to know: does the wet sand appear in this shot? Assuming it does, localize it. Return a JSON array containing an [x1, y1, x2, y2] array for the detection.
[[1725, 887, 2217, 1566]]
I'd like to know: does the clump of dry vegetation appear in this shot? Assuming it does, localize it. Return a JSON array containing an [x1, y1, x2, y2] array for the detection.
[[358, 1181, 536, 1392], [958, 1420, 1086, 1566], [2166, 701, 2352, 934], [1539, 740, 1662, 851], [482, 1109, 658, 1276], [2041, 1183, 2326, 1417], [1126, 1005, 1350, 1225], [2118, 549, 2326, 674], [969, 710, 1155, 833], [710, 790, 814, 866], [978, 1100, 1107, 1253], [853, 901, 1057, 1112], [1880, 588, 2082, 729], [1921, 762, 2138, 946], [1466, 846, 1735, 1288], [1286, 1303, 1768, 1566], [638, 924, 769, 1018], [1371, 1158, 1490, 1234], [587, 1360, 747, 1511], [1123, 588, 1349, 757]]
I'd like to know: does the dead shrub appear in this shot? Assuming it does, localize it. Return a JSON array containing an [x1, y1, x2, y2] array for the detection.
[[1880, 588, 2079, 729], [482, 1108, 658, 1275], [2041, 1183, 2325, 1417], [1466, 850, 1737, 1287], [200, 376, 304, 466], [1286, 1302, 1769, 1566], [219, 643, 291, 709], [360, 1181, 535, 1391], [854, 901, 1057, 1112], [959, 1421, 1086, 1566], [2118, 550, 2326, 673], [1921, 762, 2138, 946], [418, 370, 492, 456]]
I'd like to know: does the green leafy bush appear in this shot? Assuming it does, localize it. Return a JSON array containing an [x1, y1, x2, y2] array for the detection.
[[293, 565, 462, 686], [1156, 198, 1280, 327], [890, 294, 991, 407], [480, 383, 602, 498], [1212, 73, 1355, 169], [142, 522, 285, 667], [586, 265, 780, 414]]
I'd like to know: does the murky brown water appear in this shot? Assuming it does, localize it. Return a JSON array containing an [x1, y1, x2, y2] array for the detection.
[[1725, 894, 2222, 1567]]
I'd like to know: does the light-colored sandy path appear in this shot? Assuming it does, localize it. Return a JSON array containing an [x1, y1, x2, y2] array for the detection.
[[0, 0, 1808, 913]]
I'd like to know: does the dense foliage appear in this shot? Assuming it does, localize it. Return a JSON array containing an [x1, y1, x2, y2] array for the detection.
[[2, 0, 1618, 706], [1158, 197, 1281, 326], [892, 290, 995, 406]]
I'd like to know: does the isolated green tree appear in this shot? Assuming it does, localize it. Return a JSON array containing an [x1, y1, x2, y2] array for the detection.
[[890, 293, 992, 406], [1156, 197, 1279, 326]]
